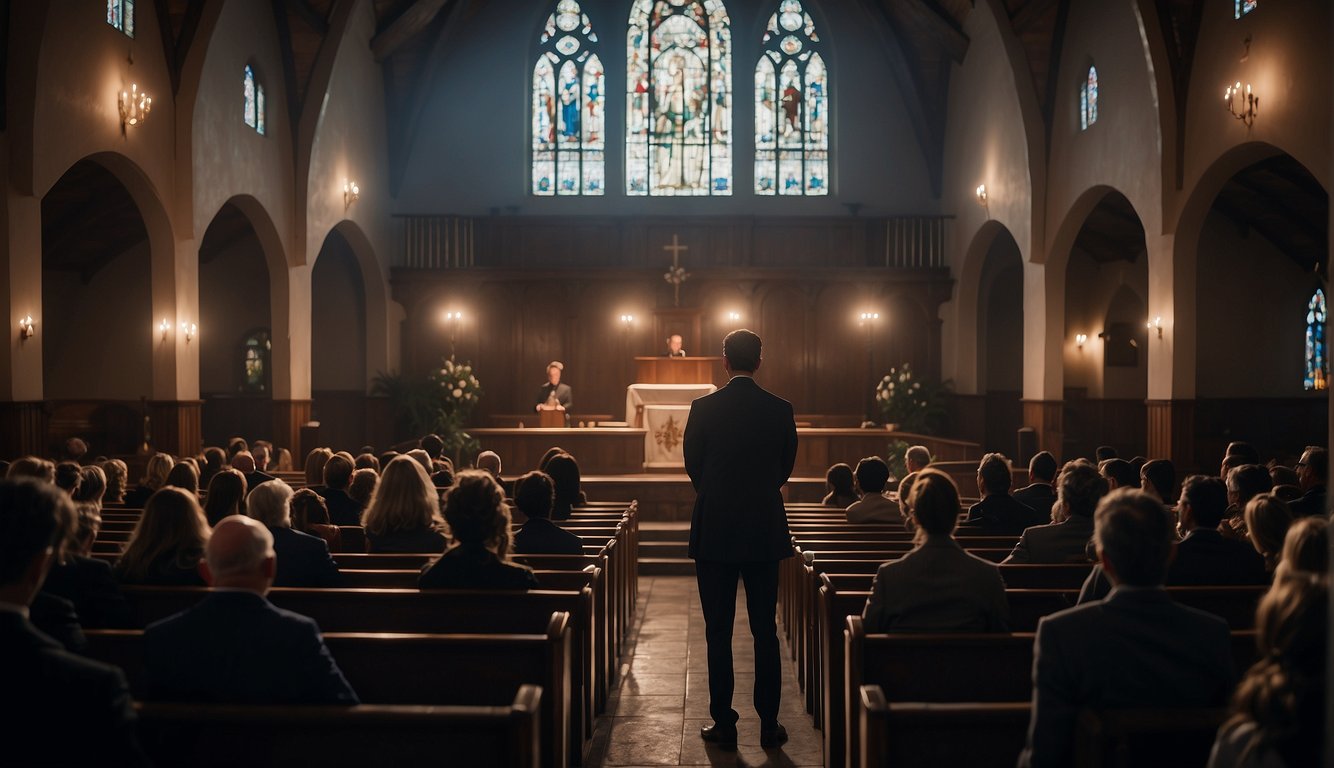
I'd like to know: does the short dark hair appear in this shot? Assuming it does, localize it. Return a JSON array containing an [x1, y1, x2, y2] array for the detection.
[[907, 469, 961, 536], [854, 457, 890, 494], [1094, 488, 1174, 587], [514, 471, 555, 520], [1225, 441, 1260, 464], [1181, 474, 1229, 528], [1057, 459, 1109, 518], [825, 463, 855, 495], [227, 437, 248, 457], [0, 479, 72, 585], [1227, 464, 1273, 506], [1140, 459, 1175, 500], [1100, 459, 1138, 490], [722, 329, 761, 372], [1300, 446, 1329, 482], [977, 453, 1013, 494], [323, 454, 354, 490], [1095, 445, 1118, 462], [1028, 451, 1057, 482], [419, 434, 444, 459]]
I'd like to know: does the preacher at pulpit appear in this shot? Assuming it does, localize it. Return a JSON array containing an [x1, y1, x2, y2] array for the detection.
[[535, 361, 573, 413], [665, 334, 686, 357]]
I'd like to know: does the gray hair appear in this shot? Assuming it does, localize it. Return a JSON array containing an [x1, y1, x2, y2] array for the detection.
[[245, 479, 294, 528], [206, 516, 275, 580], [905, 445, 931, 468]]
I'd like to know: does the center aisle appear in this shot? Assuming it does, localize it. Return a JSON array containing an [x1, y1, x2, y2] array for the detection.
[[586, 576, 822, 767]]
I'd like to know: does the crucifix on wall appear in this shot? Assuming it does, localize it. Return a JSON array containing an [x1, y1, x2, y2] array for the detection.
[[662, 233, 690, 308]]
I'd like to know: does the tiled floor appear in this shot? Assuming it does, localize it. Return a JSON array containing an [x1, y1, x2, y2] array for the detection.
[[586, 576, 822, 768]]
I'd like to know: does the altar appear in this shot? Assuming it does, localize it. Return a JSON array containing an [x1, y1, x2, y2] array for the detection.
[[625, 383, 715, 468]]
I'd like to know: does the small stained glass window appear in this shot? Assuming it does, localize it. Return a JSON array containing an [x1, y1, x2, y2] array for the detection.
[[244, 65, 265, 135], [242, 330, 272, 393], [1080, 65, 1098, 131], [1235, 0, 1257, 19], [533, 0, 604, 195], [755, 0, 828, 196], [107, 0, 134, 37], [1305, 289, 1327, 391]]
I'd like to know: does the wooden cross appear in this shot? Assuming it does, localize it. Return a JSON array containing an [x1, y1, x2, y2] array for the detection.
[[663, 234, 688, 264], [663, 234, 690, 307]]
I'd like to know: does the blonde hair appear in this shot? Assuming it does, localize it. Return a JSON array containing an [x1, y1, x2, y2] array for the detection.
[[101, 459, 128, 503], [62, 502, 102, 562], [141, 453, 175, 490], [116, 487, 209, 581], [442, 470, 514, 558], [361, 455, 442, 536], [1243, 494, 1293, 571], [304, 448, 333, 487], [348, 468, 379, 506]]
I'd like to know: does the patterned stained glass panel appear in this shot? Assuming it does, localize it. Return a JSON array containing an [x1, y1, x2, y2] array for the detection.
[[532, 1, 604, 196], [256, 85, 265, 135], [755, 0, 827, 195], [1080, 65, 1098, 131], [1235, 0, 1257, 19], [1305, 289, 1327, 391], [244, 66, 257, 129], [626, 0, 733, 196], [107, 0, 134, 37]]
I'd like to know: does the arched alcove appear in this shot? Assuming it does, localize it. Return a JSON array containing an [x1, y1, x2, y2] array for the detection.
[[311, 227, 368, 452], [976, 227, 1024, 452]]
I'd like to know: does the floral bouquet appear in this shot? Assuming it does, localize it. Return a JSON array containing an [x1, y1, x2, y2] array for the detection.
[[874, 363, 950, 434], [432, 357, 483, 423]]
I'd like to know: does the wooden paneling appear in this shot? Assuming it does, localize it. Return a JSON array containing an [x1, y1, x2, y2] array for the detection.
[[310, 392, 395, 455], [148, 400, 203, 457], [1021, 399, 1064, 460], [1193, 397, 1328, 468], [0, 401, 48, 458], [1147, 399, 1195, 470], [272, 400, 313, 462], [201, 396, 272, 449], [1062, 394, 1146, 461]]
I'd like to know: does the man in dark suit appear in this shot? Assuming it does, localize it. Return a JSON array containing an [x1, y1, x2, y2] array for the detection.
[[1170, 474, 1268, 585], [0, 478, 146, 766], [534, 360, 573, 413], [1013, 451, 1058, 522], [146, 515, 358, 704], [512, 471, 584, 555], [1004, 460, 1107, 564], [665, 333, 687, 357], [1018, 489, 1234, 767], [962, 452, 1041, 534], [315, 453, 363, 526], [245, 480, 340, 588], [684, 329, 797, 750], [231, 451, 276, 493], [1289, 445, 1327, 517]]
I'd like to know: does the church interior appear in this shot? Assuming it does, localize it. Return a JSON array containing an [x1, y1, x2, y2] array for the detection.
[[2, 0, 1332, 766]]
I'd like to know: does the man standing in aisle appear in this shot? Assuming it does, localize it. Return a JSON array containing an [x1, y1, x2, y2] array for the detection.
[[684, 329, 798, 750]]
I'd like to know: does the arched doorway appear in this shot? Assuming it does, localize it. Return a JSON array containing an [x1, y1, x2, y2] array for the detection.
[[311, 228, 368, 453], [976, 228, 1024, 453], [40, 159, 152, 455], [1061, 190, 1149, 460]]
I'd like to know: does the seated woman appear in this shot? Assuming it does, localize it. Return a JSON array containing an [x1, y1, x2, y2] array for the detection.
[[512, 471, 585, 556], [545, 453, 586, 521], [361, 456, 448, 553], [164, 461, 200, 497], [290, 488, 342, 551], [202, 469, 247, 528], [420, 471, 539, 590], [822, 463, 858, 508], [41, 500, 131, 628], [124, 453, 175, 508], [1209, 575, 1325, 767], [99, 459, 129, 504], [861, 468, 1009, 633], [114, 487, 209, 586], [71, 464, 107, 509], [348, 468, 379, 508], [1242, 493, 1293, 573], [1275, 516, 1328, 581]]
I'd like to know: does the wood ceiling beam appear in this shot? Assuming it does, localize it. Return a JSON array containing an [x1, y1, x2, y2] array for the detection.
[[1224, 179, 1326, 243], [371, 0, 450, 61], [1212, 194, 1324, 269], [271, 0, 304, 149]]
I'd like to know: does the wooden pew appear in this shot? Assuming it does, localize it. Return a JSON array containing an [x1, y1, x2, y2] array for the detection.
[[1074, 707, 1227, 768], [134, 688, 542, 768], [858, 687, 1030, 768]]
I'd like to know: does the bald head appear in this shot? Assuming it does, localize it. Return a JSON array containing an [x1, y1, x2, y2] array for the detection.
[[204, 515, 275, 592], [230, 452, 257, 474], [477, 451, 502, 479]]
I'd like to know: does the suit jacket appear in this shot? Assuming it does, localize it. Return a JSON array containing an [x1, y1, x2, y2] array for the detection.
[[419, 544, 540, 590], [1013, 483, 1057, 522], [683, 375, 798, 562], [1288, 485, 1326, 518], [30, 590, 88, 653], [861, 537, 1009, 633], [270, 526, 341, 587], [317, 487, 364, 527], [1004, 515, 1096, 564], [962, 493, 1041, 535], [243, 470, 278, 492], [42, 554, 131, 629], [0, 611, 146, 767], [145, 590, 358, 705], [845, 493, 905, 525], [513, 517, 586, 556], [1168, 528, 1269, 586], [535, 382, 573, 410], [1018, 588, 1234, 768]]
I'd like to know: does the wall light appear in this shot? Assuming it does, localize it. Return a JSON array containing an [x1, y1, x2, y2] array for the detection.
[[859, 312, 880, 323], [1147, 316, 1163, 339], [726, 311, 741, 322], [1225, 81, 1258, 128], [180, 321, 197, 344], [975, 184, 988, 208], [619, 314, 635, 327], [1075, 333, 1087, 350], [118, 83, 151, 132], [442, 310, 463, 323], [343, 179, 360, 212], [18, 315, 34, 341], [159, 318, 171, 340]]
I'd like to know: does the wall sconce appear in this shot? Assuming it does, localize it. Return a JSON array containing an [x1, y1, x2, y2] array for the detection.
[[180, 321, 196, 344], [1147, 316, 1163, 339], [18, 315, 34, 341], [343, 180, 360, 212], [619, 314, 635, 328], [1075, 333, 1087, 350], [726, 311, 741, 322], [158, 318, 171, 341], [442, 310, 463, 324], [859, 312, 880, 325], [1225, 81, 1258, 128], [975, 184, 988, 209], [118, 83, 151, 132]]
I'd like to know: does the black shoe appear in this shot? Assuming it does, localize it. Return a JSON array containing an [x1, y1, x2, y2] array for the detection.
[[760, 723, 789, 748], [700, 724, 738, 749]]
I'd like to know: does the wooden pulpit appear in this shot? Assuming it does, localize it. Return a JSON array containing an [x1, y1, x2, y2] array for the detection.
[[536, 409, 566, 428], [634, 356, 723, 385]]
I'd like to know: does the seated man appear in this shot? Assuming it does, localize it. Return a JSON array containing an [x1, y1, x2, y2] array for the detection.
[[230, 451, 275, 493], [1099, 459, 1138, 491], [1170, 475, 1268, 585], [0, 478, 146, 766], [1004, 460, 1107, 564], [1289, 445, 1327, 517], [1139, 459, 1176, 505], [862, 469, 1008, 633], [246, 480, 340, 588], [904, 445, 931, 475], [1018, 489, 1235, 767], [1013, 451, 1058, 522], [315, 453, 362, 526], [145, 516, 358, 705], [845, 457, 903, 525], [512, 471, 585, 556], [962, 453, 1041, 534]]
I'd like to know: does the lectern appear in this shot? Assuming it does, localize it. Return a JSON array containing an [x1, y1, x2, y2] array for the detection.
[[634, 356, 723, 386]]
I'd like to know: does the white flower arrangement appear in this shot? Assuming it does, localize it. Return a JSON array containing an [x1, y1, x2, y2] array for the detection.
[[873, 363, 949, 434]]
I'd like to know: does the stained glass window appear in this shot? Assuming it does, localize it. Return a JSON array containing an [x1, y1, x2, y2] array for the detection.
[[242, 330, 272, 393], [1235, 0, 1257, 19], [107, 0, 134, 37], [243, 65, 265, 135], [533, 1, 605, 195], [627, 0, 733, 196], [1080, 65, 1098, 131], [755, 1, 828, 195], [1305, 289, 1327, 391]]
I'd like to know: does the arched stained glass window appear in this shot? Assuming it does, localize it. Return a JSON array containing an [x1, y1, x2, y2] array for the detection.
[[107, 0, 134, 37], [1235, 0, 1257, 19], [532, 1, 605, 195], [1080, 65, 1098, 131], [243, 65, 266, 136], [1305, 289, 1327, 391], [242, 330, 272, 393], [755, 1, 828, 195], [627, 0, 733, 196]]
